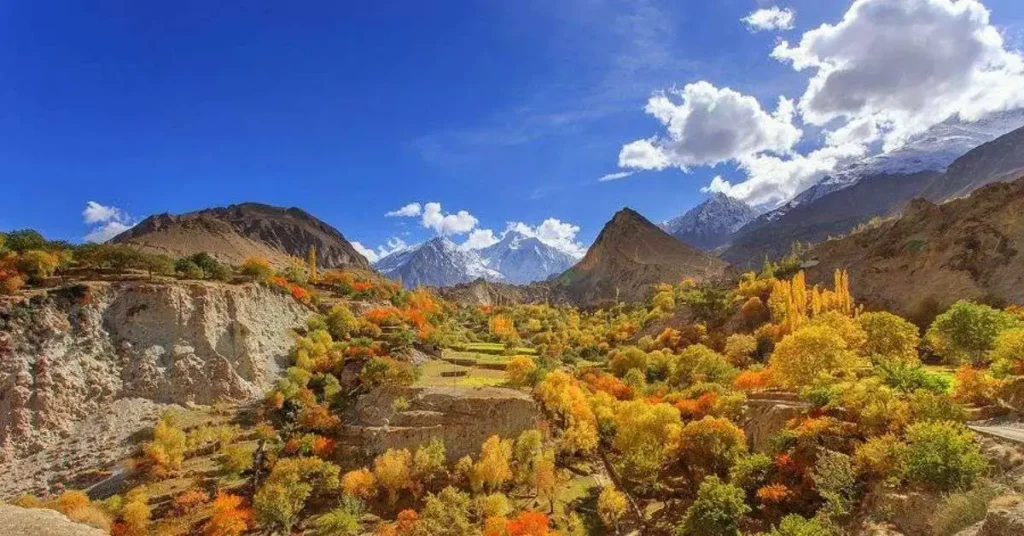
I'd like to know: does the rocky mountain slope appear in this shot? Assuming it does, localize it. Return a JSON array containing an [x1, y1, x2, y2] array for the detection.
[[436, 278, 553, 306], [806, 176, 1024, 319], [376, 237, 503, 289], [552, 208, 731, 305], [477, 230, 578, 284], [0, 280, 310, 495], [723, 123, 1024, 267], [661, 193, 758, 250], [113, 202, 370, 270]]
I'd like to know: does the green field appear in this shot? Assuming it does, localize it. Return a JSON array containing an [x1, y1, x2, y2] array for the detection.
[[453, 342, 537, 355], [415, 359, 507, 388]]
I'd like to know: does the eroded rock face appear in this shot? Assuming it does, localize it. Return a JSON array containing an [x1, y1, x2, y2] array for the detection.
[[349, 386, 542, 460], [0, 505, 106, 536], [956, 495, 1024, 536], [742, 395, 806, 452], [0, 281, 310, 463]]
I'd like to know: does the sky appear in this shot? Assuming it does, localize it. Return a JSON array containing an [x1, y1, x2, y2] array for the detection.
[[2, 0, 1024, 260]]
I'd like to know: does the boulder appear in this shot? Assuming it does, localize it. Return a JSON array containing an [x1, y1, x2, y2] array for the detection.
[[742, 397, 805, 452], [0, 505, 105, 536]]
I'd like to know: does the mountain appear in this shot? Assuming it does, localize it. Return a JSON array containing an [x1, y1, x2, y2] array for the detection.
[[720, 170, 940, 266], [476, 230, 578, 284], [760, 109, 1024, 222], [661, 193, 758, 250], [375, 237, 503, 289], [806, 176, 1024, 322], [552, 208, 731, 305], [722, 123, 1024, 267], [112, 202, 371, 270]]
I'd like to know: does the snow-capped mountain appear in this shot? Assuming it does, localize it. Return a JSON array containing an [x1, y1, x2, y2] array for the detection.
[[375, 231, 581, 288], [762, 109, 1024, 222], [477, 230, 578, 284], [660, 193, 758, 250], [375, 237, 503, 289]]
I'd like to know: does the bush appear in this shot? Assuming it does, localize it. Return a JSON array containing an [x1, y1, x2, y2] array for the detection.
[[597, 486, 628, 529], [857, 311, 920, 364], [952, 366, 1001, 405], [769, 325, 861, 388], [729, 453, 774, 494], [905, 421, 986, 492], [240, 257, 275, 282], [313, 497, 363, 536], [765, 515, 833, 536], [853, 434, 908, 483], [678, 476, 749, 536], [505, 356, 538, 388], [877, 360, 949, 394], [991, 328, 1024, 378], [929, 484, 1000, 536]]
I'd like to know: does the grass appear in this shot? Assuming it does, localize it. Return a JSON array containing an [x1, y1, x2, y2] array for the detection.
[[415, 359, 507, 388], [455, 342, 537, 355], [923, 364, 958, 392]]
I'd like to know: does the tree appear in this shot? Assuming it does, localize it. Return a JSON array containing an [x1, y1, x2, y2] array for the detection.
[[254, 457, 341, 532], [769, 325, 860, 388], [506, 511, 555, 536], [374, 448, 413, 505], [143, 416, 187, 477], [671, 344, 737, 387], [597, 486, 628, 530], [314, 497, 363, 536], [16, 249, 60, 282], [678, 476, 749, 536], [724, 334, 757, 366], [609, 346, 648, 377], [505, 356, 538, 388], [472, 435, 513, 492], [990, 328, 1024, 377], [905, 421, 986, 492], [342, 468, 377, 500], [926, 300, 1020, 364], [413, 437, 447, 492], [857, 311, 920, 364], [205, 492, 253, 536], [764, 515, 832, 536], [670, 416, 747, 481], [613, 400, 681, 482], [240, 257, 275, 282], [416, 486, 476, 536], [175, 258, 204, 279]]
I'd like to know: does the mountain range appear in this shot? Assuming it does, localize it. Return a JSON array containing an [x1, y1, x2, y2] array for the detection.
[[661, 193, 758, 250], [374, 230, 579, 288]]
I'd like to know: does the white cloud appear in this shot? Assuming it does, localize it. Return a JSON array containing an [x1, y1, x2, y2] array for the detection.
[[82, 201, 134, 243], [598, 170, 636, 182], [709, 143, 868, 207], [618, 82, 802, 171], [508, 218, 587, 258], [420, 202, 479, 235], [742, 7, 796, 32], [773, 0, 1024, 149], [385, 202, 422, 217], [82, 201, 125, 224], [351, 241, 379, 263], [84, 221, 133, 243], [461, 229, 500, 250]]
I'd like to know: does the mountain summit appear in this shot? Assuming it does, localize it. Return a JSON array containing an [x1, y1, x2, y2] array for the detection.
[[661, 193, 757, 250], [554, 208, 730, 305], [113, 202, 371, 270], [477, 230, 578, 284]]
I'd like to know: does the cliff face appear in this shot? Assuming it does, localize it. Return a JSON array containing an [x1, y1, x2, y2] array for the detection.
[[0, 281, 311, 469]]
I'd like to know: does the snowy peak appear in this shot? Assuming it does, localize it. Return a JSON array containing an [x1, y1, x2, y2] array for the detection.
[[477, 231, 577, 285], [375, 236, 503, 289], [661, 193, 758, 250]]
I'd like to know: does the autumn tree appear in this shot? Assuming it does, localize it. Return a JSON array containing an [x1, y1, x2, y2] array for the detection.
[[597, 486, 628, 530], [612, 400, 681, 482], [205, 492, 253, 536], [240, 256, 275, 282], [905, 421, 986, 492], [505, 356, 538, 388], [472, 435, 513, 492], [374, 448, 414, 505], [857, 311, 920, 364], [670, 416, 747, 481], [143, 415, 187, 477], [342, 468, 378, 500], [769, 325, 861, 388], [991, 328, 1024, 377], [254, 457, 341, 533]]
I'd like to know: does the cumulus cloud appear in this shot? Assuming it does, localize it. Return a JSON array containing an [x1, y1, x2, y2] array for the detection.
[[420, 202, 479, 235], [598, 170, 636, 182], [618, 82, 802, 171], [353, 237, 410, 264], [742, 7, 796, 32], [82, 201, 134, 243], [772, 0, 1024, 149], [461, 229, 500, 250], [385, 202, 422, 217], [507, 218, 587, 258]]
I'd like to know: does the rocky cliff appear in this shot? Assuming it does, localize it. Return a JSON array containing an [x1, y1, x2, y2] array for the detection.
[[0, 280, 310, 494]]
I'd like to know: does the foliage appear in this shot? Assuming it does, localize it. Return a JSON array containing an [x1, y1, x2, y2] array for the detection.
[[952, 366, 1001, 405], [928, 484, 999, 536], [142, 415, 187, 477], [254, 456, 341, 532], [925, 301, 1020, 364], [314, 497, 364, 536], [905, 421, 986, 492], [505, 356, 538, 388], [374, 448, 414, 505], [764, 515, 834, 536], [678, 476, 750, 536], [612, 400, 681, 482], [853, 434, 908, 484], [990, 328, 1024, 378], [597, 486, 628, 529], [769, 325, 861, 388], [240, 256, 275, 282], [857, 311, 920, 364], [205, 492, 253, 536], [471, 435, 513, 492], [670, 416, 747, 480]]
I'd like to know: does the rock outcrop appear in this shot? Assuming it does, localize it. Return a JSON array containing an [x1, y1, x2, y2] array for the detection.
[[347, 385, 541, 460], [956, 495, 1024, 536], [0, 505, 106, 536], [0, 280, 311, 466]]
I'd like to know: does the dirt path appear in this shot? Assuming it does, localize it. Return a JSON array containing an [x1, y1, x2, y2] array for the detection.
[[968, 423, 1024, 444]]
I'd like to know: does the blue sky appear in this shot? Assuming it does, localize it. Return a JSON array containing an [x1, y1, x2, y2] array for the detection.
[[2, 1, 1024, 258]]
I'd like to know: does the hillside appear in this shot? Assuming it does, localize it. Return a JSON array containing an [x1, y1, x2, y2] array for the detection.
[[553, 208, 731, 305], [807, 176, 1024, 320], [113, 202, 371, 270]]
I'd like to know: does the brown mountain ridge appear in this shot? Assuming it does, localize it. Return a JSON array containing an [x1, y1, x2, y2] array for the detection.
[[112, 202, 371, 270]]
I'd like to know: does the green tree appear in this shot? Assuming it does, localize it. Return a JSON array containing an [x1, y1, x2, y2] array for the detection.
[[770, 325, 861, 388], [678, 476, 749, 536], [925, 301, 1020, 364], [857, 311, 920, 364], [765, 515, 833, 536], [905, 421, 986, 492]]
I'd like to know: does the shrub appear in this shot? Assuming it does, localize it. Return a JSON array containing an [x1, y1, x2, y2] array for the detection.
[[240, 257, 275, 282], [765, 514, 833, 536], [342, 468, 377, 500], [724, 334, 757, 366], [219, 444, 254, 478], [205, 492, 253, 536], [374, 448, 413, 505], [928, 484, 1000, 536], [142, 416, 187, 477], [952, 366, 1001, 405], [905, 421, 986, 492], [313, 497, 364, 536], [672, 344, 737, 387], [853, 434, 908, 484], [729, 453, 774, 494], [678, 476, 749, 536], [671, 416, 747, 481], [597, 486, 628, 529], [990, 328, 1024, 378], [505, 356, 538, 388]]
